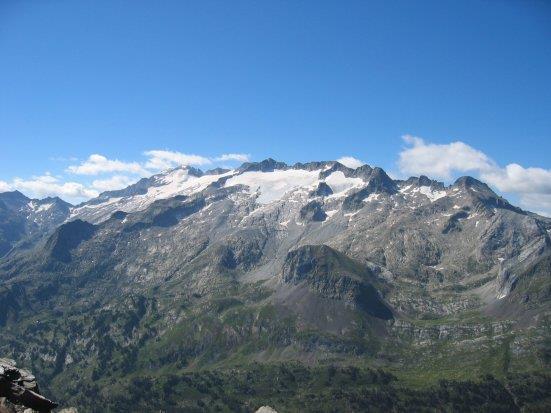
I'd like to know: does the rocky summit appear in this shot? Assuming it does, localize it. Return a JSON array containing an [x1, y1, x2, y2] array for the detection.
[[0, 159, 550, 412]]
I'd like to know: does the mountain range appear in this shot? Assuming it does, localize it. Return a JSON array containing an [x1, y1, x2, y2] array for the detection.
[[0, 159, 550, 412]]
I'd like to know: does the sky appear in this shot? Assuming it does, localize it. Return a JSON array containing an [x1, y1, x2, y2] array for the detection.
[[1, 0, 550, 214]]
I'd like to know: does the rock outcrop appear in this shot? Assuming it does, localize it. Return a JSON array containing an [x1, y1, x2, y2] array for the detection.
[[0, 358, 57, 413]]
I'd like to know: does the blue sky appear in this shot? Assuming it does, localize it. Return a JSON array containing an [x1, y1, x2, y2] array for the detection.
[[1, 1, 550, 214]]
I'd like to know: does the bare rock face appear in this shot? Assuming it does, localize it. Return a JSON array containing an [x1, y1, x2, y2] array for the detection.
[[282, 245, 394, 319], [299, 200, 327, 222], [45, 219, 96, 263], [0, 358, 57, 413]]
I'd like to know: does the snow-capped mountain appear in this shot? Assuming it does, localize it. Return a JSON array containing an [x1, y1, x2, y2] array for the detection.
[[69, 165, 234, 223], [69, 158, 530, 226], [1, 159, 550, 410], [0, 191, 71, 256], [3, 158, 550, 301]]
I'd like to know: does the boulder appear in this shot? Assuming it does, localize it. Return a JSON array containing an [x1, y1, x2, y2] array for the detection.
[[0, 358, 57, 413]]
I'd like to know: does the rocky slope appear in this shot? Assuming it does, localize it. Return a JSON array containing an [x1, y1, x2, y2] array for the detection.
[[0, 192, 71, 258], [0, 159, 549, 411]]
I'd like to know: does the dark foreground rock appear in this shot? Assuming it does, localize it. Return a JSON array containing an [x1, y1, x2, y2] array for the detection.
[[0, 358, 57, 413]]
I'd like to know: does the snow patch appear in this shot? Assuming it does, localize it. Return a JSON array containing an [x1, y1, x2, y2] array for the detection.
[[400, 185, 446, 202], [399, 185, 412, 193], [28, 200, 54, 212], [70, 197, 123, 217], [324, 171, 364, 198], [418, 186, 447, 202], [364, 193, 380, 203], [69, 168, 233, 224], [37, 203, 54, 212], [144, 168, 233, 203], [224, 169, 321, 204]]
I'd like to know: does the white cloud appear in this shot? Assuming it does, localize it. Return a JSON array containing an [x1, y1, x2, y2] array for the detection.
[[481, 164, 551, 217], [67, 154, 147, 176], [337, 156, 365, 169], [1, 148, 251, 203], [399, 135, 495, 180], [91, 175, 139, 192], [10, 174, 98, 201], [0, 180, 10, 192], [398, 134, 551, 217], [215, 153, 250, 163], [480, 163, 551, 195], [67, 151, 250, 176], [143, 150, 212, 170], [0, 172, 138, 203], [517, 194, 551, 217]]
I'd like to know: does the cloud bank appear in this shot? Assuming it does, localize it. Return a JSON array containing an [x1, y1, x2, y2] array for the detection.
[[398, 135, 495, 180], [5, 174, 99, 201], [67, 154, 147, 175], [67, 151, 251, 176], [399, 135, 551, 216], [91, 175, 140, 193]]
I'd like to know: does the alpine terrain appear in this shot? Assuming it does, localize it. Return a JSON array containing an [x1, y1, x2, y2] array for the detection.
[[1, 159, 550, 412]]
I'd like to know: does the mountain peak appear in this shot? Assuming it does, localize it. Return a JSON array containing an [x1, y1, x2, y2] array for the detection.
[[453, 175, 489, 190], [0, 190, 30, 204], [453, 175, 524, 214], [368, 167, 397, 192], [45, 219, 96, 263], [403, 175, 443, 188], [38, 196, 73, 208], [238, 158, 288, 173]]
